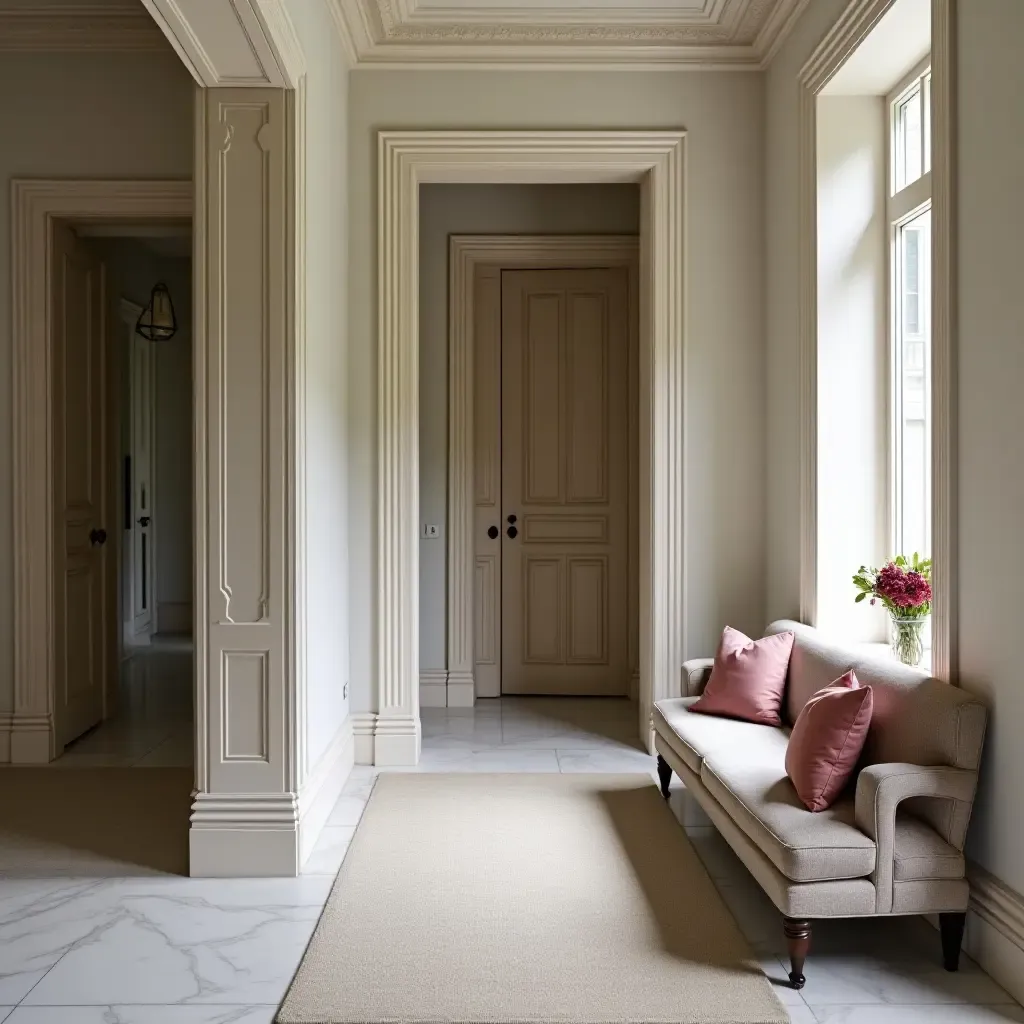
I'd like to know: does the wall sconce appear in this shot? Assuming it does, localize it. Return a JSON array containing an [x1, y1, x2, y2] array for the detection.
[[136, 282, 177, 341]]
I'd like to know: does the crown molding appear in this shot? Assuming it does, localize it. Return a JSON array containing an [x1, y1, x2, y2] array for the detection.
[[325, 0, 810, 70], [0, 4, 168, 52]]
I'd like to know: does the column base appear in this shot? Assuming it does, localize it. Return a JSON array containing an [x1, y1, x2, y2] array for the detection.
[[189, 792, 299, 877], [10, 714, 57, 764], [446, 670, 475, 708]]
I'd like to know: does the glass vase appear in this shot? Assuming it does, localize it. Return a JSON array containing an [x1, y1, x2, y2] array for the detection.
[[890, 617, 926, 667]]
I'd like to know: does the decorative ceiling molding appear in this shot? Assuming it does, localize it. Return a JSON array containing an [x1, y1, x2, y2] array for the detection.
[[324, 0, 811, 69], [0, 4, 168, 52]]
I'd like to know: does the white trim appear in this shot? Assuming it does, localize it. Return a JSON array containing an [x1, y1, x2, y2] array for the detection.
[[324, 0, 811, 70], [966, 864, 1024, 1008], [10, 179, 194, 766], [447, 236, 640, 705], [297, 715, 355, 866], [0, 5, 166, 52], [188, 791, 300, 877], [797, 0, 955, 684], [376, 130, 686, 763], [420, 670, 449, 708], [352, 712, 377, 764]]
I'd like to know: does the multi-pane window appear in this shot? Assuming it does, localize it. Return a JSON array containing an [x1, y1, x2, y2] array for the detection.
[[889, 62, 932, 566]]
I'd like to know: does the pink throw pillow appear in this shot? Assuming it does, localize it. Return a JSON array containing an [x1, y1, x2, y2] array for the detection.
[[688, 626, 795, 727], [786, 671, 874, 812]]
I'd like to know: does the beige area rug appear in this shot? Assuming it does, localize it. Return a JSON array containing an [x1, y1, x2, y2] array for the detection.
[[279, 774, 787, 1024], [0, 767, 192, 876]]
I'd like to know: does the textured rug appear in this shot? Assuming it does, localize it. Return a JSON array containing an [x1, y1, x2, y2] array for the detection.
[[279, 773, 787, 1024]]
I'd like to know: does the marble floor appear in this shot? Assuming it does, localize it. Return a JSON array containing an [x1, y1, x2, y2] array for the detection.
[[1, 696, 1021, 1023]]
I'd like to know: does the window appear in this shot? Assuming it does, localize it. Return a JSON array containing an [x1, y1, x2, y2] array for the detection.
[[889, 62, 932, 574]]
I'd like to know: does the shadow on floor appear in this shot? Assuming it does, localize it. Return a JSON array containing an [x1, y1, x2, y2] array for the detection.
[[0, 766, 192, 876]]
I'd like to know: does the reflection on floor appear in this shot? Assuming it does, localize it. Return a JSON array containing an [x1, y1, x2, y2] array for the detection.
[[55, 640, 194, 768], [0, 697, 1021, 1023]]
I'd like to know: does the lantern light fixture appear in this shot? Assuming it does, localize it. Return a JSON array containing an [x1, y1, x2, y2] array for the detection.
[[135, 282, 177, 342]]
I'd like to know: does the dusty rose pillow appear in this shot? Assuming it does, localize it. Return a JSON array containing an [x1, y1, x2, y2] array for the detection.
[[786, 671, 874, 812], [688, 626, 795, 727]]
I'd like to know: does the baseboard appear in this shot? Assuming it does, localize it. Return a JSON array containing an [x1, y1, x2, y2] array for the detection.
[[0, 712, 11, 763], [446, 670, 475, 708], [189, 792, 300, 877], [9, 713, 55, 764], [157, 601, 192, 635], [353, 713, 376, 764], [420, 670, 448, 708], [965, 863, 1024, 1006], [297, 716, 355, 867]]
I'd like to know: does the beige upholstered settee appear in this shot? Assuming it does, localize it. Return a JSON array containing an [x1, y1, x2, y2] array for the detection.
[[654, 620, 987, 989]]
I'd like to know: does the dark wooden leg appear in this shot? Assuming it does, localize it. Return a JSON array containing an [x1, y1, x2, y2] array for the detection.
[[940, 912, 966, 972], [656, 754, 672, 800], [783, 918, 812, 990]]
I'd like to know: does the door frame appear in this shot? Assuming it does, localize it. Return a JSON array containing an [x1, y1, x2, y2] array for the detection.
[[442, 236, 640, 709], [121, 296, 158, 646], [10, 179, 193, 763], [365, 130, 686, 765]]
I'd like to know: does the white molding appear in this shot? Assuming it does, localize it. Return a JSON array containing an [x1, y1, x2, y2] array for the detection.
[[297, 716, 355, 865], [188, 791, 300, 877], [0, 5, 167, 52], [797, 0, 955, 681], [11, 179, 194, 767], [140, 0, 305, 88], [930, 0, 956, 682], [377, 131, 686, 761], [325, 0, 811, 70], [420, 670, 449, 708], [447, 235, 640, 705], [352, 712, 377, 764], [966, 864, 1024, 1008]]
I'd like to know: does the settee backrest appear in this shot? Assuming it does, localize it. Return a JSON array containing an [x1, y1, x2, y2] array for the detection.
[[765, 620, 987, 772]]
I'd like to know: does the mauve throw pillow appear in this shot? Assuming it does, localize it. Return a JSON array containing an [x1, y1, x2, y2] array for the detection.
[[786, 671, 874, 812], [688, 626, 795, 727]]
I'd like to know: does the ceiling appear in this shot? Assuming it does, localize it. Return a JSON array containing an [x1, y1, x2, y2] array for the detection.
[[330, 0, 811, 68]]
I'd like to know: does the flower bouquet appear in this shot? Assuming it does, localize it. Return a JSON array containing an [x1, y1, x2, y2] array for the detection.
[[852, 554, 932, 666]]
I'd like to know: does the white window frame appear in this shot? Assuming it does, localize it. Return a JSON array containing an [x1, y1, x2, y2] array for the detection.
[[887, 58, 933, 646]]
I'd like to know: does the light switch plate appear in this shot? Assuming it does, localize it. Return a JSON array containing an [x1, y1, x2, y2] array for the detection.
[[422, 523, 440, 539]]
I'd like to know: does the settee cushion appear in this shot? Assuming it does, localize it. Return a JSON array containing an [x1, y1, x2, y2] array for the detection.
[[654, 697, 787, 774], [700, 743, 877, 884], [893, 815, 966, 881]]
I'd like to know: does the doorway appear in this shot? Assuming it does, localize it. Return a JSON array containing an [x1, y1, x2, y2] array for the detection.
[[51, 224, 195, 767], [475, 264, 635, 697]]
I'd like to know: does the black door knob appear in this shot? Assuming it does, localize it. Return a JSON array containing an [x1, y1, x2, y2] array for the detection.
[[507, 525, 518, 539], [487, 525, 499, 539], [507, 514, 517, 524], [89, 528, 107, 546], [137, 516, 151, 527]]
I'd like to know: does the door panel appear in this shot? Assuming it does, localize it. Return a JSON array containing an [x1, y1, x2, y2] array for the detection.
[[52, 224, 108, 749], [500, 268, 629, 696]]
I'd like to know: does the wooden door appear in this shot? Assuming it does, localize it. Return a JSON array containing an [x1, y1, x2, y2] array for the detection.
[[52, 224, 109, 749], [499, 268, 629, 696], [129, 328, 156, 640]]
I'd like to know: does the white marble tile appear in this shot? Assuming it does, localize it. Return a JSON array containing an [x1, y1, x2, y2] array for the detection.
[[684, 826, 755, 888], [339, 769, 377, 800], [785, 1007, 819, 1024], [555, 747, 655, 773], [5, 1008, 276, 1024], [0, 880, 114, 1002], [809, 1004, 1024, 1023], [326, 795, 368, 827], [0, 1009, 13, 1024], [414, 748, 561, 773], [22, 878, 333, 1006], [756, 956, 807, 1009], [302, 827, 354, 876]]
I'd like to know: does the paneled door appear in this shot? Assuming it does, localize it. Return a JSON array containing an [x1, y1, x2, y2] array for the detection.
[[499, 268, 629, 695], [52, 224, 110, 748]]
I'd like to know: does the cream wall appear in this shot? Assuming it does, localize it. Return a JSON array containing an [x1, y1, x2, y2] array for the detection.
[[287, 0, 352, 772], [0, 51, 194, 714], [815, 97, 887, 642], [956, 0, 1024, 895], [418, 182, 640, 671], [349, 70, 766, 712]]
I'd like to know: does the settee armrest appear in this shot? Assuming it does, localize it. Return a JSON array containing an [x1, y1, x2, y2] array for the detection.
[[855, 762, 978, 913], [681, 658, 715, 697]]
